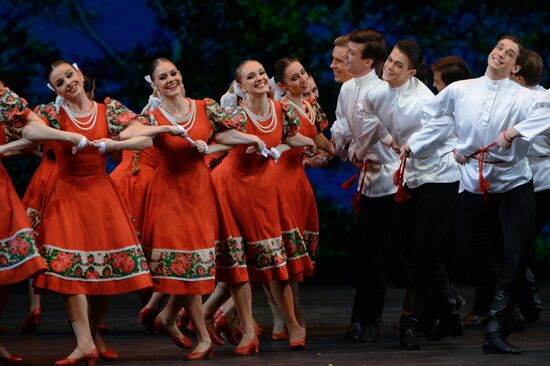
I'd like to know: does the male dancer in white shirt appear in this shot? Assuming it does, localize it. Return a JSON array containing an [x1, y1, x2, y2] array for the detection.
[[405, 35, 550, 354], [329, 34, 361, 341], [509, 49, 545, 325], [358, 40, 462, 350], [330, 34, 355, 160], [334, 29, 401, 343]]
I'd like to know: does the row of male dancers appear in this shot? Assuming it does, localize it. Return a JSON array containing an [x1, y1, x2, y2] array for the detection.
[[329, 30, 549, 355]]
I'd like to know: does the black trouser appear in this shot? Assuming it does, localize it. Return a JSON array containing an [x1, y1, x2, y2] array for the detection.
[[456, 190, 498, 314], [457, 182, 535, 300], [534, 188, 550, 236], [520, 188, 550, 306], [350, 194, 399, 325], [401, 182, 459, 318]]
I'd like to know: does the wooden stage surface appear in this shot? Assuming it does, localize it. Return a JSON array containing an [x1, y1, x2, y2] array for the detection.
[[1, 281, 549, 365]]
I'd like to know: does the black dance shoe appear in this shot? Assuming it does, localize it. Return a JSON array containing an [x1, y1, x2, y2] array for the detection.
[[344, 321, 363, 343]]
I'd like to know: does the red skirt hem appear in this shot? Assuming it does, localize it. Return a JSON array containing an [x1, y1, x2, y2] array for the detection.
[[33, 273, 152, 295], [153, 278, 215, 295], [215, 267, 249, 283], [247, 266, 289, 283], [0, 256, 47, 286], [286, 255, 313, 277]]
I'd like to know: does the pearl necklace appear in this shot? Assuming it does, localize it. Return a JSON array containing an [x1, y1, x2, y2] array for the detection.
[[288, 99, 315, 125], [62, 101, 98, 131], [240, 99, 278, 133], [159, 98, 196, 131]]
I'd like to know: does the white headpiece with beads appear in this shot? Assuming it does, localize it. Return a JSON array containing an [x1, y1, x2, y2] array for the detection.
[[232, 81, 246, 99], [141, 75, 162, 113], [268, 77, 284, 101]]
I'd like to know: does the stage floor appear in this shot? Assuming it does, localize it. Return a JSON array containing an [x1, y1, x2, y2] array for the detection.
[[1, 281, 549, 365]]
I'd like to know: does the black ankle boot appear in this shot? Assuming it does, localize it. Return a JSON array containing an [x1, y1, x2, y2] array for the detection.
[[425, 312, 464, 341], [361, 323, 379, 343], [503, 307, 524, 338], [482, 290, 522, 355], [520, 268, 542, 324], [520, 290, 542, 324], [345, 321, 363, 342], [399, 315, 419, 350]]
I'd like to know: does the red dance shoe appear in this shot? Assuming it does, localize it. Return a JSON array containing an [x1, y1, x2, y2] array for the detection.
[[289, 336, 306, 350], [207, 328, 225, 346], [21, 307, 42, 334], [98, 347, 119, 361], [138, 306, 157, 331], [271, 330, 289, 341], [183, 346, 214, 361], [213, 313, 239, 346], [176, 308, 189, 331], [54, 349, 98, 366], [154, 316, 193, 349], [233, 337, 259, 356], [0, 353, 23, 364], [213, 308, 223, 323]]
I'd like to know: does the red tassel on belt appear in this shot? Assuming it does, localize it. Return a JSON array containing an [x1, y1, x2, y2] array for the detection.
[[393, 155, 410, 202], [341, 172, 358, 190], [467, 142, 500, 205], [341, 162, 368, 216]]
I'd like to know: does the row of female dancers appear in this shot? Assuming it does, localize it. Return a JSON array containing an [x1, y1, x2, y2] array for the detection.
[[0, 56, 334, 364]]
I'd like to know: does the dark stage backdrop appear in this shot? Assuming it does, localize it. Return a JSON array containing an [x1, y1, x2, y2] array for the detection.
[[2, 0, 549, 277]]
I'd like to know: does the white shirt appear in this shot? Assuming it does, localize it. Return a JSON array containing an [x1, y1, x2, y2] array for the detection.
[[527, 85, 550, 192], [361, 77, 460, 188], [342, 70, 400, 197], [331, 79, 355, 160], [407, 75, 550, 193]]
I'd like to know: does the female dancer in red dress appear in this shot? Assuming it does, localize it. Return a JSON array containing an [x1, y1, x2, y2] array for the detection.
[[20, 75, 103, 335], [118, 57, 265, 359], [211, 60, 316, 354], [0, 85, 48, 364], [23, 61, 153, 365], [270, 57, 334, 334]]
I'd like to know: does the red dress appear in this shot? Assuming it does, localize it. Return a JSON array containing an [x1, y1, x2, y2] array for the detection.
[[33, 99, 152, 295], [276, 98, 328, 277], [22, 142, 57, 237], [0, 88, 47, 285], [110, 147, 158, 236], [140, 99, 233, 295], [211, 99, 313, 283]]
